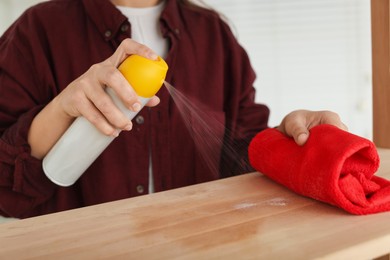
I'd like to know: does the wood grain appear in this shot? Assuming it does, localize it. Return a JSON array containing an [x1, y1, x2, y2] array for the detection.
[[0, 149, 390, 259], [372, 0, 390, 148]]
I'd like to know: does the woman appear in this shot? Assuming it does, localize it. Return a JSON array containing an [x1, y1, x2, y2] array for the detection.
[[0, 0, 345, 218]]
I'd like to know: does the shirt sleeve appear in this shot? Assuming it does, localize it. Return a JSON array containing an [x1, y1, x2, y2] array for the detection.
[[0, 15, 58, 218]]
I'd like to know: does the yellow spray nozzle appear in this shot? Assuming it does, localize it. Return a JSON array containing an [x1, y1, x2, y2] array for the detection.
[[118, 54, 168, 98]]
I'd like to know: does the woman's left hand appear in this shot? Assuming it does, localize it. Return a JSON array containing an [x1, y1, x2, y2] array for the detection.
[[276, 110, 348, 146]]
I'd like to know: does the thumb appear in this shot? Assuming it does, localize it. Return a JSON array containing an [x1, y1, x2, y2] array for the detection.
[[295, 131, 309, 146], [284, 123, 309, 146], [278, 124, 310, 146], [277, 110, 310, 146]]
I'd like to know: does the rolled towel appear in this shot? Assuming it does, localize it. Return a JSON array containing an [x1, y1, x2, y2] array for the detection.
[[248, 124, 390, 215]]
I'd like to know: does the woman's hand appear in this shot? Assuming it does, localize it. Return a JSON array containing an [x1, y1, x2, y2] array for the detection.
[[55, 38, 160, 137], [28, 39, 160, 159], [276, 110, 348, 146]]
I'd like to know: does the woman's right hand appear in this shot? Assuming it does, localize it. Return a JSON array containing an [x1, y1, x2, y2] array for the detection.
[[28, 39, 160, 159], [54, 38, 160, 137]]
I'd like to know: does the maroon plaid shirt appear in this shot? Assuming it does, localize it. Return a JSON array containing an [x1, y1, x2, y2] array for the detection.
[[0, 0, 269, 218]]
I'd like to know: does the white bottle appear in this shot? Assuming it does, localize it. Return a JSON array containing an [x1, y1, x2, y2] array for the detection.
[[42, 55, 168, 186]]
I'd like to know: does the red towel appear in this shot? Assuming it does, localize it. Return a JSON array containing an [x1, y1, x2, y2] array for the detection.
[[248, 124, 390, 215]]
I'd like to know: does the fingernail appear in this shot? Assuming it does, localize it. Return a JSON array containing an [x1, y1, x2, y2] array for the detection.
[[124, 123, 132, 131], [297, 132, 308, 145], [112, 129, 120, 137], [149, 53, 158, 60], [132, 103, 141, 112]]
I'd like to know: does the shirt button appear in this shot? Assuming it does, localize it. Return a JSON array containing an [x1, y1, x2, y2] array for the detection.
[[174, 28, 180, 35], [136, 185, 145, 194], [104, 30, 112, 38], [135, 115, 144, 125], [121, 24, 129, 32]]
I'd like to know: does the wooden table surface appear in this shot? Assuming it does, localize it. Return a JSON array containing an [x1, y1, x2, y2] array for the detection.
[[1, 149, 390, 259]]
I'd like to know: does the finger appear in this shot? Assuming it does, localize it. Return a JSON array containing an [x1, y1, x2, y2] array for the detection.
[[277, 110, 310, 145], [75, 92, 119, 136], [288, 123, 310, 146], [83, 75, 133, 131], [145, 96, 160, 107], [295, 132, 309, 146], [319, 111, 349, 131], [97, 64, 142, 112], [108, 39, 158, 67], [282, 122, 310, 146]]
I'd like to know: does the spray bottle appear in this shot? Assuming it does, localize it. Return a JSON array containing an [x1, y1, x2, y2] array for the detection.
[[42, 55, 168, 186]]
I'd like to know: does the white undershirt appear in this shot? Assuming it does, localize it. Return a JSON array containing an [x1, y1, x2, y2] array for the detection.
[[116, 2, 168, 58], [116, 2, 168, 194]]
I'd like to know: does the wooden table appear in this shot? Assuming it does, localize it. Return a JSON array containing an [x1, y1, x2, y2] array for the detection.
[[1, 149, 390, 259]]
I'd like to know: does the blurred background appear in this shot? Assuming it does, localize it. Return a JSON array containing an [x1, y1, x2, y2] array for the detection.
[[0, 0, 372, 138]]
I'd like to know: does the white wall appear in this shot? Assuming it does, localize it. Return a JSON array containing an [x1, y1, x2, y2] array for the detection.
[[0, 0, 44, 33], [207, 0, 372, 138], [0, 0, 373, 138]]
